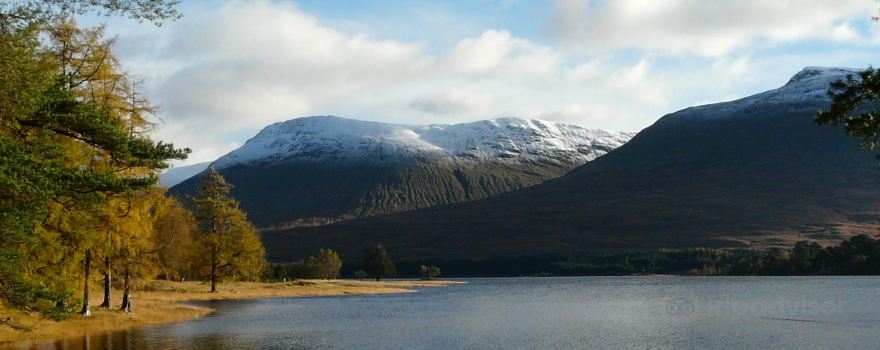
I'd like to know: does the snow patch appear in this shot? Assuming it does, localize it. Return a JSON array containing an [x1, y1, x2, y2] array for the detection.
[[213, 116, 633, 168], [684, 66, 861, 118]]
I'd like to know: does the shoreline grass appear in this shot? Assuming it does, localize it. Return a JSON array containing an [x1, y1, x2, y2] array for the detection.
[[0, 279, 460, 346]]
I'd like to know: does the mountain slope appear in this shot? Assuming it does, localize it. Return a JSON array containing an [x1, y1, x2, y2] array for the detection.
[[262, 67, 880, 262], [171, 116, 632, 228]]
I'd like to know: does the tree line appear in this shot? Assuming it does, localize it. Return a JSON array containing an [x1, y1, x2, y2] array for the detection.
[[394, 235, 880, 277], [727, 235, 880, 275], [269, 244, 409, 281], [0, 1, 265, 319]]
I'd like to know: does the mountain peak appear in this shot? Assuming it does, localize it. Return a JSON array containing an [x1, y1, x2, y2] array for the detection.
[[213, 116, 633, 168], [769, 66, 860, 105], [673, 66, 863, 121], [173, 116, 634, 229], [785, 66, 860, 86]]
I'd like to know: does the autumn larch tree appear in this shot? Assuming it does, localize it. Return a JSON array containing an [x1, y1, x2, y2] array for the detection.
[[0, 1, 187, 316], [152, 196, 198, 281], [307, 249, 342, 280], [191, 167, 266, 293]]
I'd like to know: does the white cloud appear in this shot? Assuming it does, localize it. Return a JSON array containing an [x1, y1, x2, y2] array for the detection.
[[607, 57, 666, 105], [154, 1, 429, 130], [441, 29, 562, 77], [566, 57, 607, 82], [118, 2, 574, 163], [105, 0, 880, 165], [410, 91, 494, 116], [546, 0, 876, 56], [443, 30, 513, 74]]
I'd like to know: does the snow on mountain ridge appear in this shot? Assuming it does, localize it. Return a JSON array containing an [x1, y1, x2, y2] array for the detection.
[[785, 66, 859, 86], [681, 66, 861, 119], [213, 116, 633, 168]]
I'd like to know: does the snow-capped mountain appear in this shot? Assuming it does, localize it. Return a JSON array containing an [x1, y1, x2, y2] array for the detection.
[[679, 66, 860, 119], [172, 116, 633, 228], [262, 67, 880, 264], [213, 116, 632, 168]]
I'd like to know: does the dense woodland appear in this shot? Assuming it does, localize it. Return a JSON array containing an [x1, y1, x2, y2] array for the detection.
[[0, 1, 265, 319]]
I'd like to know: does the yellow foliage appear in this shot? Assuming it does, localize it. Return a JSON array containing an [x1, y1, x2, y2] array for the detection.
[[191, 167, 267, 285], [152, 196, 198, 281]]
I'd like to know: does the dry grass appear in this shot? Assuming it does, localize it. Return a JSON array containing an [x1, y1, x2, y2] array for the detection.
[[0, 279, 460, 346]]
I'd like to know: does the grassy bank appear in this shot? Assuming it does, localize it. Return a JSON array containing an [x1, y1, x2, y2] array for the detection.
[[0, 279, 458, 346]]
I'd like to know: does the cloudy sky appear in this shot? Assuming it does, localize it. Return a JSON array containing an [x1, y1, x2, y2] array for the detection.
[[91, 0, 880, 165]]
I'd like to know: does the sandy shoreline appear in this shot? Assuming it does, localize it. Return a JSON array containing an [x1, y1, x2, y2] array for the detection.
[[0, 279, 461, 347]]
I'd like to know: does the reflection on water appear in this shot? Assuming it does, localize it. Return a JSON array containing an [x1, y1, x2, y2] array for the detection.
[[7, 276, 880, 349], [13, 330, 140, 350], [13, 328, 244, 350]]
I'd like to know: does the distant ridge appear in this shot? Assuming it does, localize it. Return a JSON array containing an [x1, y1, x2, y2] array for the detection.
[[171, 116, 633, 228], [212, 116, 631, 168]]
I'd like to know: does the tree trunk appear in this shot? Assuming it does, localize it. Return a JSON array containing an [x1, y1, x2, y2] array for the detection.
[[210, 247, 218, 293], [80, 248, 92, 316], [120, 264, 132, 313], [100, 256, 111, 308]]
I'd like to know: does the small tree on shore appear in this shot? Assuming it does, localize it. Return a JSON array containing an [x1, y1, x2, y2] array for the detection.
[[191, 167, 266, 292], [364, 244, 396, 281], [420, 265, 441, 280], [273, 264, 288, 281], [307, 249, 342, 280]]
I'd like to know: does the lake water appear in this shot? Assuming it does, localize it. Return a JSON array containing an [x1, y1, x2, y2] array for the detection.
[[13, 276, 880, 349]]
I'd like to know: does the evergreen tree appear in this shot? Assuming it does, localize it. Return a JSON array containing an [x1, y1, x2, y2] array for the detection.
[[0, 0, 180, 28], [363, 244, 396, 281], [817, 68, 880, 152], [273, 264, 288, 281]]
